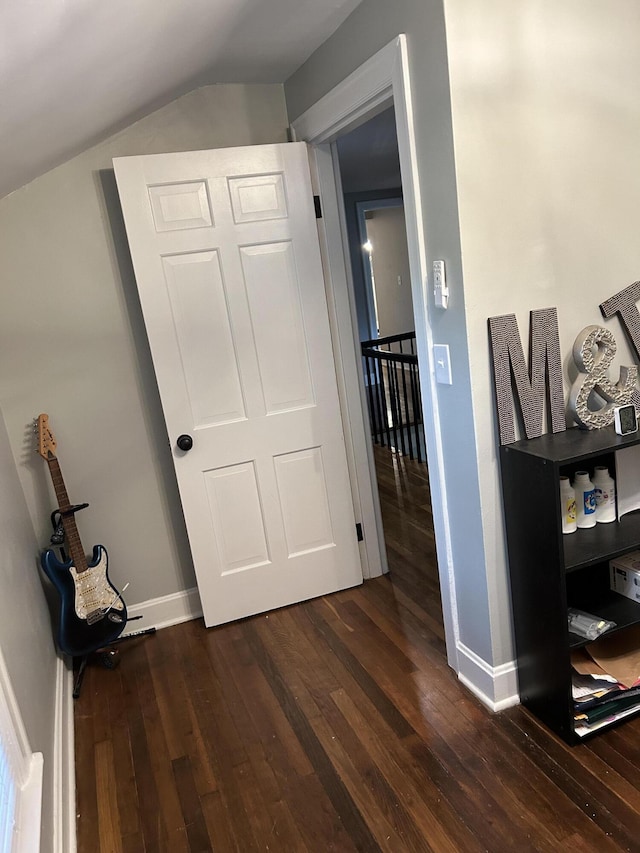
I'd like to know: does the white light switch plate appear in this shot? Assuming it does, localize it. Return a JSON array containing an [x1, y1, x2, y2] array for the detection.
[[433, 344, 452, 385]]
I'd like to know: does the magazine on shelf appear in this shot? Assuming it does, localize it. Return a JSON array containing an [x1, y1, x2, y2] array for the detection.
[[571, 631, 640, 736]]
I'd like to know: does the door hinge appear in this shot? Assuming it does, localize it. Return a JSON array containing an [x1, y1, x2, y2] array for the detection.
[[314, 195, 322, 219], [356, 522, 363, 542]]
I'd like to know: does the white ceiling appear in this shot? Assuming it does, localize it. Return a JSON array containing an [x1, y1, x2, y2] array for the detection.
[[0, 0, 362, 199]]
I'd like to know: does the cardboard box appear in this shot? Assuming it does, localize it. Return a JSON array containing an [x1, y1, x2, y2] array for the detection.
[[610, 551, 640, 602]]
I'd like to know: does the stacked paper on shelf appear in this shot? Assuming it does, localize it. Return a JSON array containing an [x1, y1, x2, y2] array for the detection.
[[572, 627, 640, 736]]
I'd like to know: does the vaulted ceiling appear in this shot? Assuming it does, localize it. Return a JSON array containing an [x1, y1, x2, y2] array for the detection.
[[0, 0, 362, 199]]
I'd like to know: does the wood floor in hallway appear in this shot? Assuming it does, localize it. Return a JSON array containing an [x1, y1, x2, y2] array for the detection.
[[75, 446, 640, 852]]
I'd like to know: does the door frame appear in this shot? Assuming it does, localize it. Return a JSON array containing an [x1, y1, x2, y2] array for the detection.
[[291, 34, 459, 669]]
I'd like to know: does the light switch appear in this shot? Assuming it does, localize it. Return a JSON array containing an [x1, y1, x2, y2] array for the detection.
[[433, 344, 452, 385]]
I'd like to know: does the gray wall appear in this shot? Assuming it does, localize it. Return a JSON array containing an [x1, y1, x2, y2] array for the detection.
[[0, 409, 58, 853], [0, 84, 289, 609], [286, 2, 494, 666]]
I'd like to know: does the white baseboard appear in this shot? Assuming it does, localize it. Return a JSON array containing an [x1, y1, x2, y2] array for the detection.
[[122, 586, 202, 635], [53, 657, 76, 853], [456, 641, 520, 712]]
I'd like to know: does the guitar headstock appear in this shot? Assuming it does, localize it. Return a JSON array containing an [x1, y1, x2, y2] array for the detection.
[[36, 413, 57, 460]]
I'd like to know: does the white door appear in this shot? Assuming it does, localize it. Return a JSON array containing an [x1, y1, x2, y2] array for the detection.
[[113, 143, 362, 626]]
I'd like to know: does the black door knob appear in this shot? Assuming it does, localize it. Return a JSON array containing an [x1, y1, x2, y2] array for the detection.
[[176, 434, 193, 452]]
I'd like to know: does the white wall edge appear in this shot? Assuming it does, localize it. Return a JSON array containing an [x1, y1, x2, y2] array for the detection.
[[0, 642, 47, 853], [122, 586, 202, 635], [457, 641, 519, 712], [17, 751, 43, 853], [53, 657, 76, 853]]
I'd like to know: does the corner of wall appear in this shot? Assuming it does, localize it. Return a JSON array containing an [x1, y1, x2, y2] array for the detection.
[[456, 641, 519, 712]]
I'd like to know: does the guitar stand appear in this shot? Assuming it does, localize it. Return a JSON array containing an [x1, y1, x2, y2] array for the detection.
[[47, 509, 157, 699], [72, 624, 157, 699]]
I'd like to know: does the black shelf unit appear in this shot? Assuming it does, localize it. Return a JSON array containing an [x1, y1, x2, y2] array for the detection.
[[500, 424, 640, 744]]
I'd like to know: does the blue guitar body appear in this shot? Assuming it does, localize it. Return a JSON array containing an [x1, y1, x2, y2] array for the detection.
[[41, 544, 127, 657]]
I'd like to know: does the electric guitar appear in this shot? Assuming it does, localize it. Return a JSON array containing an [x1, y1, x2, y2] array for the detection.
[[36, 414, 127, 657]]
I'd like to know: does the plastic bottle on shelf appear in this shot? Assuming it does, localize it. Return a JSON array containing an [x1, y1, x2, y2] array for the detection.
[[559, 476, 577, 534], [573, 471, 597, 528], [592, 465, 616, 523]]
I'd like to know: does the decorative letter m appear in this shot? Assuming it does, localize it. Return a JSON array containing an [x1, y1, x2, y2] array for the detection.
[[488, 308, 565, 446]]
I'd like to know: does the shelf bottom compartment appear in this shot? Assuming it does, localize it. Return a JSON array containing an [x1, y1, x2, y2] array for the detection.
[[568, 564, 640, 738]]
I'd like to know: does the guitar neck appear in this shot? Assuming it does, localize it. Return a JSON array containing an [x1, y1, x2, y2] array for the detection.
[[47, 457, 88, 573]]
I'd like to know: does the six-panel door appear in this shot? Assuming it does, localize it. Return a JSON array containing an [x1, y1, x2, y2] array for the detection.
[[114, 143, 362, 625]]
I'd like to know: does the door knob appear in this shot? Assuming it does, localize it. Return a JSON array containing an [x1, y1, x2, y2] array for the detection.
[[176, 434, 193, 452]]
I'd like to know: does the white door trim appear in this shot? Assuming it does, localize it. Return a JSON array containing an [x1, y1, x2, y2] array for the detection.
[[291, 39, 399, 145], [291, 34, 460, 669], [306, 144, 387, 580]]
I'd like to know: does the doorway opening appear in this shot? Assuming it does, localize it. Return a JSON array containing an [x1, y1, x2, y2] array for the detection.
[[336, 130, 426, 466], [332, 106, 443, 635]]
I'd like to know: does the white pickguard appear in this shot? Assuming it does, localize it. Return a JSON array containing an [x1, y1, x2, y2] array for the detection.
[[69, 549, 124, 620]]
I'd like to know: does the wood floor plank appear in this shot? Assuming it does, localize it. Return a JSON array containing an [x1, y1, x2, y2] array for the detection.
[[502, 709, 640, 851], [306, 601, 542, 852], [243, 618, 380, 852], [267, 610, 428, 851], [225, 634, 314, 778], [304, 599, 414, 739], [137, 642, 186, 842], [146, 631, 192, 762], [179, 628, 259, 852], [104, 666, 141, 841], [291, 608, 481, 853], [456, 698, 600, 848], [74, 684, 101, 852], [329, 687, 479, 853], [204, 628, 312, 852], [200, 791, 240, 853], [172, 755, 212, 852], [94, 739, 123, 853]]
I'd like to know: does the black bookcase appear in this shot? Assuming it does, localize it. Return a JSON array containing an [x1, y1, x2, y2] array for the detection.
[[500, 424, 640, 744]]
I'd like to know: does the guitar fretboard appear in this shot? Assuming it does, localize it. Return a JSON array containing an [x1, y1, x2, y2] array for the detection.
[[47, 456, 88, 573]]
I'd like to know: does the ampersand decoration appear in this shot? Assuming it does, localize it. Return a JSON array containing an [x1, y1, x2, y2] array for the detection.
[[568, 325, 638, 429]]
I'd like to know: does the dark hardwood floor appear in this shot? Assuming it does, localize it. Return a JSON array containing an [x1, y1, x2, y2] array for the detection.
[[75, 445, 640, 852]]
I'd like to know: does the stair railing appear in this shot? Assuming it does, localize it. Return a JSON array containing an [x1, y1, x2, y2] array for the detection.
[[360, 332, 425, 463]]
